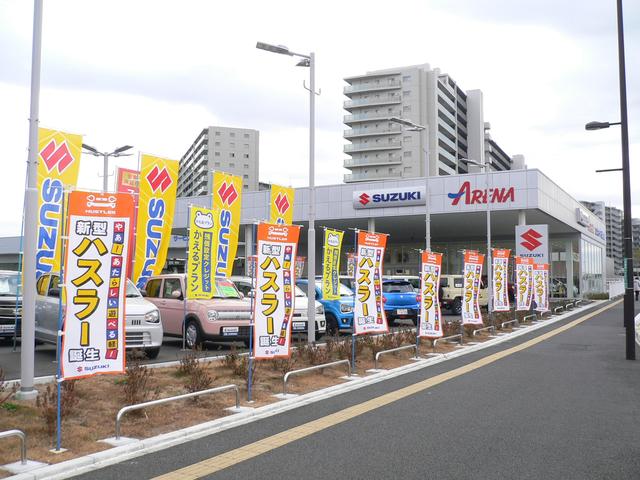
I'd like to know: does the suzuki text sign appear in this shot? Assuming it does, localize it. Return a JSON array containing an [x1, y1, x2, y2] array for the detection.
[[253, 223, 301, 359], [354, 231, 388, 334], [515, 224, 548, 264], [353, 186, 425, 209], [61, 191, 134, 380]]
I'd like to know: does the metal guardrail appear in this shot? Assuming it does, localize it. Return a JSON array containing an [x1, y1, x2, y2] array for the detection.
[[522, 314, 537, 324], [575, 300, 583, 307], [553, 306, 564, 314], [565, 302, 574, 310], [374, 344, 418, 370], [472, 325, 496, 336], [0, 429, 26, 465], [501, 319, 519, 329], [283, 360, 351, 396], [433, 334, 463, 350], [115, 384, 239, 440]]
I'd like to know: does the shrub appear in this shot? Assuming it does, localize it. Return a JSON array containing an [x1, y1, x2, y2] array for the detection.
[[0, 368, 17, 405], [298, 343, 330, 366], [36, 381, 79, 438], [233, 357, 258, 391], [269, 354, 298, 376], [335, 338, 352, 360], [185, 363, 214, 398], [222, 346, 240, 371], [121, 361, 159, 408], [177, 348, 200, 377]]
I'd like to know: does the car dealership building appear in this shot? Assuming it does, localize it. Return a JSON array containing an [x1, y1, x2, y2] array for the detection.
[[165, 168, 606, 299], [0, 168, 606, 299]]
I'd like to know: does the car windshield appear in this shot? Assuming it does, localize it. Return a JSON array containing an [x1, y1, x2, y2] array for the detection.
[[339, 284, 353, 297], [126, 279, 141, 298], [382, 282, 414, 293], [0, 272, 20, 296], [295, 286, 306, 297], [212, 278, 242, 299]]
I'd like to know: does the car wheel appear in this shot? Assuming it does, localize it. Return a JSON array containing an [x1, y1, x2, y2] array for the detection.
[[185, 319, 203, 349], [453, 298, 462, 316], [325, 314, 339, 336], [145, 347, 160, 359]]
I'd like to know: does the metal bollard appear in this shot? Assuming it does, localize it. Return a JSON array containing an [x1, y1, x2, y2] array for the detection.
[[0, 429, 27, 465], [374, 344, 418, 370], [283, 359, 351, 396]]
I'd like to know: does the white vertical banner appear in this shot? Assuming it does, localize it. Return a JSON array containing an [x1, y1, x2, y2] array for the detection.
[[516, 256, 534, 311], [253, 223, 301, 359], [533, 263, 549, 312], [419, 251, 443, 338], [61, 191, 134, 380], [492, 248, 511, 312], [462, 250, 485, 325], [354, 231, 388, 335]]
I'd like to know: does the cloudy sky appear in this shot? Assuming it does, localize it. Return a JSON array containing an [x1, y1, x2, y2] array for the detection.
[[0, 0, 638, 236]]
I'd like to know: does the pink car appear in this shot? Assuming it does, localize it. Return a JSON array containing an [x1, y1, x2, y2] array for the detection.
[[143, 274, 252, 349]]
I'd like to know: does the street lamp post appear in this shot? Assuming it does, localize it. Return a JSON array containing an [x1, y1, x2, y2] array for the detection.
[[388, 117, 430, 250], [82, 144, 133, 192], [256, 41, 317, 344], [461, 159, 492, 318], [584, 0, 635, 361]]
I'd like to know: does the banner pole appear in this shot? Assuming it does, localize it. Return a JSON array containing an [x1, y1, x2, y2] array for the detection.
[[247, 222, 257, 402], [12, 176, 27, 351], [54, 186, 68, 453], [416, 250, 422, 355], [351, 229, 357, 370], [182, 204, 191, 351]]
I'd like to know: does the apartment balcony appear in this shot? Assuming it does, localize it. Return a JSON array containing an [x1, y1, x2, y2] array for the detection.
[[343, 155, 403, 168], [343, 96, 402, 110], [343, 125, 402, 139], [344, 140, 402, 153], [344, 170, 404, 183], [343, 81, 401, 95], [438, 131, 458, 154], [344, 111, 402, 125], [438, 119, 457, 140]]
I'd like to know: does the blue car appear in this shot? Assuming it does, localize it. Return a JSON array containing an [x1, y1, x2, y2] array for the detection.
[[296, 279, 354, 335], [382, 279, 420, 326]]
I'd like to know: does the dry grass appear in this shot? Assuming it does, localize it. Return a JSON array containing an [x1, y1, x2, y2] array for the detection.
[[0, 326, 501, 469]]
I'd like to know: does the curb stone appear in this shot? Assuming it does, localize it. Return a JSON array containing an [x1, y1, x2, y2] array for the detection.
[[7, 301, 605, 480]]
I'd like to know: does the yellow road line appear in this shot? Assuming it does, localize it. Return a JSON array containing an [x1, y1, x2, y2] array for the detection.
[[153, 300, 620, 480]]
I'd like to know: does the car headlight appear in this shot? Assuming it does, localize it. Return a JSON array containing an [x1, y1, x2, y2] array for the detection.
[[340, 304, 353, 313], [207, 310, 219, 321], [144, 310, 160, 324], [315, 304, 324, 314]]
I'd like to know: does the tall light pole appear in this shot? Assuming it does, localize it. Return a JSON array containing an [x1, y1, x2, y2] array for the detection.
[[584, 0, 634, 360], [461, 158, 492, 318], [256, 41, 317, 344], [17, 0, 44, 400], [388, 117, 430, 250], [82, 144, 133, 192]]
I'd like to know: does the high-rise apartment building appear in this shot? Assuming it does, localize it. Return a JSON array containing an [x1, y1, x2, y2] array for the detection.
[[342, 64, 515, 182], [581, 201, 624, 273], [632, 218, 640, 250], [177, 126, 259, 197]]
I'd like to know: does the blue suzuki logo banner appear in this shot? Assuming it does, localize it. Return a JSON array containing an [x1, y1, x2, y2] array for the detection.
[[353, 186, 426, 209]]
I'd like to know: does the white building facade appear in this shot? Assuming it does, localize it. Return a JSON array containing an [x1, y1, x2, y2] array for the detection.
[[177, 126, 259, 197]]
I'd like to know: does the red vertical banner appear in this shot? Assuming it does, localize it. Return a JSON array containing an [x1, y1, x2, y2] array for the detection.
[[115, 167, 139, 280], [492, 248, 511, 312], [353, 231, 388, 335], [462, 250, 485, 325], [419, 251, 443, 338], [61, 191, 134, 380], [516, 256, 534, 311]]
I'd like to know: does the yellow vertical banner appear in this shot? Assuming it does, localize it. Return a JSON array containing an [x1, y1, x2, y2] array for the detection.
[[322, 229, 343, 300], [212, 171, 242, 277], [187, 206, 216, 299], [36, 127, 82, 278], [269, 184, 294, 225], [133, 154, 179, 289]]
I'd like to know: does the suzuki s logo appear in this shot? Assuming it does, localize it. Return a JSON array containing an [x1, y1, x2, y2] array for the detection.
[[40, 140, 75, 174], [217, 182, 238, 206], [520, 229, 543, 251], [274, 193, 290, 214], [146, 166, 172, 193], [359, 193, 370, 206], [448, 181, 515, 205]]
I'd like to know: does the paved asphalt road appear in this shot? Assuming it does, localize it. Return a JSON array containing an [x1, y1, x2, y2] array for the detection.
[[71, 301, 640, 480]]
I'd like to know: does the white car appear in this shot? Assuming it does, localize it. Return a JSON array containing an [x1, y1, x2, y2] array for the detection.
[[230, 275, 327, 341], [35, 273, 164, 359]]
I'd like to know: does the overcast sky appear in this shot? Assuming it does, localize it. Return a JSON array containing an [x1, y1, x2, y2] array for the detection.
[[0, 0, 638, 236]]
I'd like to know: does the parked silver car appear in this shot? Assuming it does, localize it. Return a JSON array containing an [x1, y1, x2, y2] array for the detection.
[[35, 273, 164, 359]]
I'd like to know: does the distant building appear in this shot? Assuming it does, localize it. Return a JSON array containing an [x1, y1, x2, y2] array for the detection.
[[177, 126, 259, 197], [581, 201, 624, 274], [632, 218, 640, 250], [342, 64, 517, 183]]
